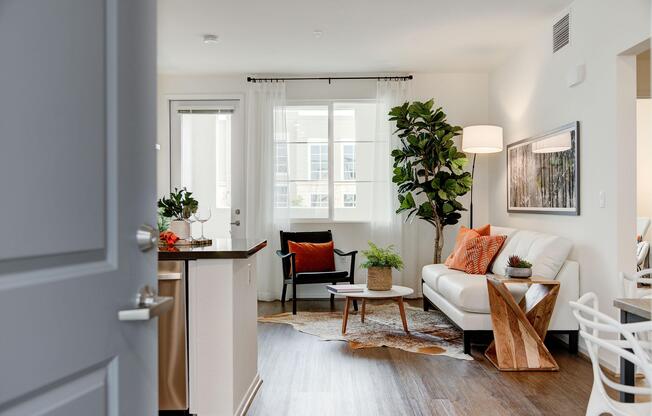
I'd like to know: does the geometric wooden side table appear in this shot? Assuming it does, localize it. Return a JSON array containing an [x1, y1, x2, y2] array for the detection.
[[484, 275, 560, 371]]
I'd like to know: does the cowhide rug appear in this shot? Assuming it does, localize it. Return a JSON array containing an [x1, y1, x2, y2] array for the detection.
[[258, 302, 472, 361]]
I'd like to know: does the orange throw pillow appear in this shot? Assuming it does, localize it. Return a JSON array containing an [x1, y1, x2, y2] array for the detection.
[[460, 235, 507, 274], [446, 229, 480, 269], [287, 241, 335, 273], [444, 224, 491, 267]]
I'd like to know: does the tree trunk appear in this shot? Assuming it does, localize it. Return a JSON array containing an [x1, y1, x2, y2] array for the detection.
[[433, 222, 445, 264]]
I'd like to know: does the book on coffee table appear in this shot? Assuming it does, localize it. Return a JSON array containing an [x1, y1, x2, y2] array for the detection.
[[326, 284, 365, 294]]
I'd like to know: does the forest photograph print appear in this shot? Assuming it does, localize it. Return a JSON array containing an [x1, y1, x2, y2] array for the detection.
[[507, 122, 579, 215]]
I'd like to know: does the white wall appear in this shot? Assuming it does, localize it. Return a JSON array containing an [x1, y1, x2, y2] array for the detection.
[[158, 72, 489, 298], [637, 99, 652, 236], [487, 0, 650, 366]]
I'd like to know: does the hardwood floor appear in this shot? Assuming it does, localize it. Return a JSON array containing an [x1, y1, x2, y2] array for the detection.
[[248, 299, 593, 416]]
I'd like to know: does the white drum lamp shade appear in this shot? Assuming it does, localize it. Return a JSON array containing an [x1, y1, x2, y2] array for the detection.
[[462, 125, 503, 154]]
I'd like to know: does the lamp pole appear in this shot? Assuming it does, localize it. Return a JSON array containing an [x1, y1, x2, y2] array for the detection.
[[470, 153, 476, 229]]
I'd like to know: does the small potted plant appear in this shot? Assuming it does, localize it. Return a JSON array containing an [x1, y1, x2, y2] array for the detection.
[[506, 255, 532, 278], [361, 242, 404, 291], [157, 187, 198, 240]]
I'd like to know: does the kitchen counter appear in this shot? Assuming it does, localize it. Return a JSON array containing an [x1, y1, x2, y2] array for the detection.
[[157, 238, 266, 415], [158, 238, 267, 260]]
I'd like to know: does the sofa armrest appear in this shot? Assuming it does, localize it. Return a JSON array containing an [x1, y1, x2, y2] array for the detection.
[[550, 260, 580, 331]]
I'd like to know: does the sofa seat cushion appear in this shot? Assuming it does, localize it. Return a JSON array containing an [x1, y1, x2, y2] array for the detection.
[[422, 264, 466, 292], [437, 274, 529, 314]]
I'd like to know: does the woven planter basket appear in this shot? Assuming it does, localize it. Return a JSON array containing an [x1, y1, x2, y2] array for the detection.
[[367, 267, 392, 291]]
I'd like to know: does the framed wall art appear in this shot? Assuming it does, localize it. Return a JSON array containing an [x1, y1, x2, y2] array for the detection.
[[507, 122, 580, 215]]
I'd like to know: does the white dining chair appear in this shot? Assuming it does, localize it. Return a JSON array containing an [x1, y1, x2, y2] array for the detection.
[[621, 269, 652, 299], [570, 293, 652, 416], [636, 242, 650, 271]]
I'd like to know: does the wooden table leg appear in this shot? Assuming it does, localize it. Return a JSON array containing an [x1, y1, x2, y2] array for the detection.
[[342, 297, 351, 334], [396, 297, 409, 332], [361, 299, 366, 323]]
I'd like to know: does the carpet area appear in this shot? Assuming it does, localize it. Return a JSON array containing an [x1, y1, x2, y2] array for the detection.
[[258, 302, 472, 360]]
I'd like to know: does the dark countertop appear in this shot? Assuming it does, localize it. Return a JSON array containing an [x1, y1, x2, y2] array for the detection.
[[614, 298, 652, 320], [158, 238, 267, 260]]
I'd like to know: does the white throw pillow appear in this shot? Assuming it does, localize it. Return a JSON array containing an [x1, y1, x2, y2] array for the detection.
[[491, 229, 572, 279]]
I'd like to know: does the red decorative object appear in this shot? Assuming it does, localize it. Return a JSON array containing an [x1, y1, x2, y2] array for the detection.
[[160, 230, 179, 246]]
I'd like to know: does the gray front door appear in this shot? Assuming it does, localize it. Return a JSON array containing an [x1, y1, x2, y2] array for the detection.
[[0, 0, 158, 414]]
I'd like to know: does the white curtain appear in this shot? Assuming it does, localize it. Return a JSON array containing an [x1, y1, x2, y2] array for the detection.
[[245, 82, 289, 301], [371, 80, 421, 297]]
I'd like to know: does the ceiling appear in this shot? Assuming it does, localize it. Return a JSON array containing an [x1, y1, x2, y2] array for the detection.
[[158, 0, 573, 75]]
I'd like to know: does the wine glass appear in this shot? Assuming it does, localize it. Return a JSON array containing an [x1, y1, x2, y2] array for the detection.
[[186, 215, 197, 242], [194, 207, 212, 241]]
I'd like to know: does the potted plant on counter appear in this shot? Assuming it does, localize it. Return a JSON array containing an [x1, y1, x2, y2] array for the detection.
[[157, 187, 198, 240], [361, 242, 404, 291], [505, 255, 532, 278]]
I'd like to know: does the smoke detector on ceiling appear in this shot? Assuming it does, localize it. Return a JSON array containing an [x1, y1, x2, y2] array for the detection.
[[203, 34, 219, 44]]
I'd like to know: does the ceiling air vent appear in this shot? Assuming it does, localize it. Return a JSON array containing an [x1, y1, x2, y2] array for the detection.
[[553, 12, 570, 53]]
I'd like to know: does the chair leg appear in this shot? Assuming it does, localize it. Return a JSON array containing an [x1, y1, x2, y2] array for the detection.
[[423, 297, 430, 311], [281, 284, 287, 305], [569, 330, 579, 354], [353, 300, 358, 312], [330, 282, 336, 307], [292, 282, 297, 315]]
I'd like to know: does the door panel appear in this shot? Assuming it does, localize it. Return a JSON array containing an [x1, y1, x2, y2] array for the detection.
[[2, 362, 114, 416], [0, 0, 157, 415], [0, 1, 106, 263]]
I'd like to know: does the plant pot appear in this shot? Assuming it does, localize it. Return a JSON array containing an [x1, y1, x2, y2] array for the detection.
[[367, 267, 393, 291], [169, 219, 190, 241], [505, 266, 532, 278]]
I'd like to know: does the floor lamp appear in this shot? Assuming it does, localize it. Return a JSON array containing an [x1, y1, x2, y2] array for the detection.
[[461, 125, 503, 229]]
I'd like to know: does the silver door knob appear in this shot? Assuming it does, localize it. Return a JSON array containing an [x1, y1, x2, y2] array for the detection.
[[230, 220, 241, 226], [137, 224, 158, 252]]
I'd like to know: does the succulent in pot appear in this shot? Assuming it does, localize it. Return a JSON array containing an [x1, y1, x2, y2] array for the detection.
[[157, 187, 199, 240], [360, 242, 404, 291], [505, 255, 532, 278]]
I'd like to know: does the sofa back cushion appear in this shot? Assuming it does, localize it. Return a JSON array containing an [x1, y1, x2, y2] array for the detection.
[[490, 228, 572, 279]]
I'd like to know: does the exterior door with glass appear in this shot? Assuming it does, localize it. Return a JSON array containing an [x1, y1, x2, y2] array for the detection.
[[170, 99, 245, 240]]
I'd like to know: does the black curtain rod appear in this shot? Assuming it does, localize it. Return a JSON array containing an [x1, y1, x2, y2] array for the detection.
[[246, 75, 413, 84]]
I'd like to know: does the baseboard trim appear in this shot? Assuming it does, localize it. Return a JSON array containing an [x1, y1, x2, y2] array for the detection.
[[235, 373, 262, 416]]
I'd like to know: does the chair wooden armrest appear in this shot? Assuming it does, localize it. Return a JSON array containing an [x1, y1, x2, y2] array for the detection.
[[334, 248, 357, 257]]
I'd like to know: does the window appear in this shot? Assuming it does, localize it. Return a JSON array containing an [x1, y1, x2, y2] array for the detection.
[[343, 193, 356, 208], [274, 102, 376, 221], [275, 143, 288, 174], [310, 144, 328, 180], [342, 144, 355, 180], [310, 193, 328, 208], [274, 184, 288, 208]]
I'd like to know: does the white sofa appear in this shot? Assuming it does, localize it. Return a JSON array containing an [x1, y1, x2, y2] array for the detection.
[[422, 226, 579, 354]]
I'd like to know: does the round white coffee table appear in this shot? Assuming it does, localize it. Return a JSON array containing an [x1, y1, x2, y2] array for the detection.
[[340, 285, 414, 334]]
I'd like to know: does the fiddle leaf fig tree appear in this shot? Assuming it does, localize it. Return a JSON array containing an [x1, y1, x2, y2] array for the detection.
[[389, 99, 472, 264]]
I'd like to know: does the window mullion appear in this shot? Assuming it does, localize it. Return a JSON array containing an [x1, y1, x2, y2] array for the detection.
[[328, 102, 335, 221]]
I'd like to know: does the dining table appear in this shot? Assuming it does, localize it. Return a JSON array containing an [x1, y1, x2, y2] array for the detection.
[[613, 297, 652, 403]]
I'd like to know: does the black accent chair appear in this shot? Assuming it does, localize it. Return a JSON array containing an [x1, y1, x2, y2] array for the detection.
[[276, 230, 358, 314]]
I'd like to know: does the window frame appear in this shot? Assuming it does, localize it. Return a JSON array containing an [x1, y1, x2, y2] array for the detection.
[[309, 143, 328, 181], [343, 193, 357, 208], [342, 143, 356, 180], [282, 99, 376, 223]]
